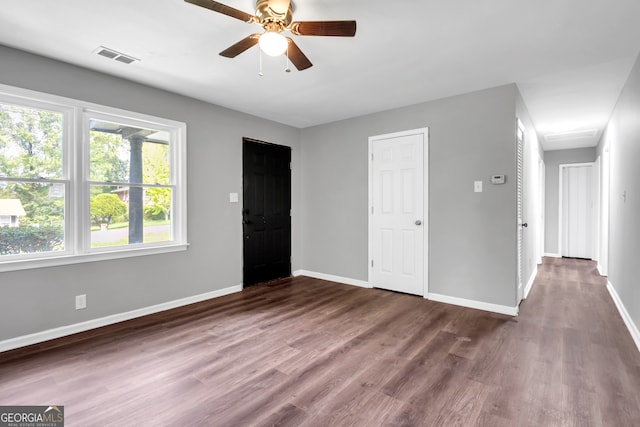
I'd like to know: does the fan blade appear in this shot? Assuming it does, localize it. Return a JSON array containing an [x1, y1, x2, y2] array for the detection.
[[289, 21, 356, 37], [286, 37, 312, 70], [268, 0, 290, 15], [219, 34, 260, 58], [184, 0, 255, 23]]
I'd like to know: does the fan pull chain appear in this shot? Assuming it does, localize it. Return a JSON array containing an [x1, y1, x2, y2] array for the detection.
[[285, 44, 291, 73], [258, 49, 264, 77]]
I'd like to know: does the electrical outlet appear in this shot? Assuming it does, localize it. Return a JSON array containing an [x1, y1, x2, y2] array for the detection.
[[75, 294, 87, 310], [474, 181, 483, 192]]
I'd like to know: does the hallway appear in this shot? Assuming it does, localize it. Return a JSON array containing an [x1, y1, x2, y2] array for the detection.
[[517, 257, 640, 425]]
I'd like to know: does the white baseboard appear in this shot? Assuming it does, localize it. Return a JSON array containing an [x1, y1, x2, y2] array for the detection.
[[426, 292, 518, 316], [295, 270, 516, 316], [293, 270, 371, 289], [543, 253, 562, 258], [524, 265, 538, 299], [597, 263, 608, 277], [0, 284, 243, 353], [606, 280, 640, 353]]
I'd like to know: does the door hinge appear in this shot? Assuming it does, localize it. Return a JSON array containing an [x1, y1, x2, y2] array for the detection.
[[371, 260, 374, 267], [371, 206, 374, 214], [371, 153, 374, 161]]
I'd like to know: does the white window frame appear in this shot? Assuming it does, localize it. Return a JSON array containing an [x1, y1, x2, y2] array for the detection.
[[0, 84, 187, 272]]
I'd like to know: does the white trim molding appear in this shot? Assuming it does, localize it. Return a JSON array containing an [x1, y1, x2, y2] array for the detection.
[[543, 253, 562, 258], [524, 265, 538, 299], [294, 270, 517, 316], [0, 284, 242, 353], [597, 263, 607, 277], [426, 292, 518, 316], [607, 280, 640, 353], [293, 270, 371, 289]]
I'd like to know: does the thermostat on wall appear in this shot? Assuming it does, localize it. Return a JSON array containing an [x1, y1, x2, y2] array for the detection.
[[491, 174, 506, 185]]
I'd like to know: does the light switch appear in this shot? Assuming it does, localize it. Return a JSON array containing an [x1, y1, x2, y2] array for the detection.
[[474, 181, 483, 193], [229, 192, 239, 203]]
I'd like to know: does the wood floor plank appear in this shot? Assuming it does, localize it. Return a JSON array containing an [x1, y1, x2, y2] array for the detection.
[[561, 384, 603, 427], [381, 331, 458, 401], [1, 258, 640, 426]]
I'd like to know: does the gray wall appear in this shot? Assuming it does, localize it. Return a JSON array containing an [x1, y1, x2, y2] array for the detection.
[[0, 45, 537, 344], [599, 53, 640, 339], [543, 147, 597, 255], [0, 45, 302, 341], [300, 84, 520, 307]]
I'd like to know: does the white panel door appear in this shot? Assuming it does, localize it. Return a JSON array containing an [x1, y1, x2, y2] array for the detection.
[[561, 164, 594, 259], [369, 129, 426, 296]]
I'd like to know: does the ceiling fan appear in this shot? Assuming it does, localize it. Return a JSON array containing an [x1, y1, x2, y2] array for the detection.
[[184, 0, 356, 71]]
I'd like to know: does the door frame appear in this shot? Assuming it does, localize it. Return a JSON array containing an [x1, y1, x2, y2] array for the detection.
[[367, 127, 429, 297], [594, 156, 601, 263], [598, 142, 610, 276], [558, 162, 595, 258], [537, 155, 545, 265]]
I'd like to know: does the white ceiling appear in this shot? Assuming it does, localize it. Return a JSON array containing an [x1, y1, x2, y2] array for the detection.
[[1, 0, 639, 150]]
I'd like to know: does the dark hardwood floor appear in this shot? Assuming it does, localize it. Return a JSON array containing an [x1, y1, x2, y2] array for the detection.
[[1, 257, 639, 426]]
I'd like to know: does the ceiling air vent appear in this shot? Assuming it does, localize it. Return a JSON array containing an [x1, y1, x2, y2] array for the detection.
[[544, 129, 598, 142], [94, 46, 139, 64]]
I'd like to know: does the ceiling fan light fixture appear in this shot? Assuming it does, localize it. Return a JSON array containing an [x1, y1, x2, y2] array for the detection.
[[185, 0, 356, 70], [259, 31, 287, 56]]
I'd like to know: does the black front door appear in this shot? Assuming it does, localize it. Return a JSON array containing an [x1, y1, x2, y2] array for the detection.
[[242, 139, 291, 287]]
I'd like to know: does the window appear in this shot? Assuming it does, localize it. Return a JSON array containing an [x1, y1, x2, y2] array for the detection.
[[0, 99, 69, 259], [0, 85, 187, 271], [87, 115, 174, 249]]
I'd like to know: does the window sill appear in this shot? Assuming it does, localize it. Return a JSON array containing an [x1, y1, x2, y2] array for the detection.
[[0, 243, 189, 273]]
